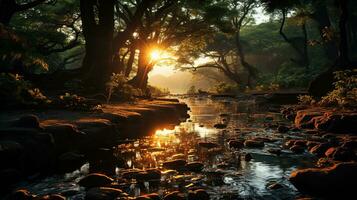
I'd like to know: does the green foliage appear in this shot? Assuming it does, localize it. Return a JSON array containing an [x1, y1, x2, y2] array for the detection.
[[0, 73, 50, 108], [53, 92, 100, 111], [211, 82, 240, 94], [298, 95, 316, 105], [106, 73, 142, 103], [254, 83, 280, 92], [319, 70, 357, 107]]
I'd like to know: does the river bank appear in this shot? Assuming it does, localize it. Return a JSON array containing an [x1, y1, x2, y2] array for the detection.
[[0, 99, 189, 193]]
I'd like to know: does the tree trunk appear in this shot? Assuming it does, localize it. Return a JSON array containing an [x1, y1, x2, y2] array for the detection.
[[234, 31, 256, 88], [311, 1, 338, 61], [129, 47, 151, 89], [80, 0, 114, 91]]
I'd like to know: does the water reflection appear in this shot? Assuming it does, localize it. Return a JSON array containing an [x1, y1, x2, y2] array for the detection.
[[18, 97, 316, 199]]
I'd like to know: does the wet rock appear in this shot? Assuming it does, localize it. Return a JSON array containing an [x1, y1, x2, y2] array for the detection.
[[188, 189, 210, 200], [277, 125, 290, 133], [163, 159, 187, 170], [12, 115, 41, 129], [185, 162, 204, 172], [121, 169, 143, 179], [78, 173, 114, 188], [205, 170, 225, 185], [341, 140, 357, 150], [213, 123, 227, 129], [244, 139, 264, 148], [36, 194, 66, 200], [6, 189, 33, 200], [136, 193, 160, 200], [289, 162, 357, 197], [306, 141, 320, 151], [309, 143, 331, 157], [314, 112, 357, 134], [198, 142, 219, 149], [284, 140, 296, 149], [325, 147, 356, 161], [135, 169, 161, 182], [267, 148, 281, 156], [85, 187, 127, 200], [244, 153, 253, 161], [294, 140, 307, 147], [295, 110, 323, 129], [88, 148, 117, 174], [290, 145, 305, 154], [267, 182, 283, 190], [228, 140, 244, 149], [57, 152, 85, 173], [164, 191, 185, 200]]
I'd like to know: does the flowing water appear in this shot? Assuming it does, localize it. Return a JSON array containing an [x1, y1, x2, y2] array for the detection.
[[12, 97, 317, 200]]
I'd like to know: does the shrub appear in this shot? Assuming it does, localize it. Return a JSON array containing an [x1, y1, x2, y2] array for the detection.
[[298, 95, 316, 105], [318, 69, 357, 107]]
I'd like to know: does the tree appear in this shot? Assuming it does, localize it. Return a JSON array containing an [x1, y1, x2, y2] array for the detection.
[[0, 0, 49, 25]]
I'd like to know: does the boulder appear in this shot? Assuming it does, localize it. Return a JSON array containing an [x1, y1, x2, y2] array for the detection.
[[163, 159, 187, 171], [12, 115, 41, 129], [289, 162, 357, 197], [277, 125, 290, 133], [78, 173, 113, 188], [314, 112, 357, 134], [57, 152, 85, 173], [185, 162, 204, 172], [188, 189, 210, 200], [295, 110, 323, 129], [325, 147, 356, 161], [228, 140, 244, 149], [244, 139, 264, 148], [85, 187, 127, 200], [6, 189, 33, 200], [309, 143, 331, 157], [164, 191, 185, 200], [290, 145, 305, 154]]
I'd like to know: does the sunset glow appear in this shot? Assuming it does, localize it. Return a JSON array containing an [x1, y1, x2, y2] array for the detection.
[[150, 49, 161, 61]]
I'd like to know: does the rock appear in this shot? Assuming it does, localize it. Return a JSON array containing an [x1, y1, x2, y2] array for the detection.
[[314, 112, 357, 134], [136, 193, 160, 200], [267, 182, 283, 190], [267, 148, 281, 156], [188, 189, 210, 200], [289, 162, 357, 197], [294, 140, 307, 147], [342, 140, 357, 150], [198, 142, 219, 149], [36, 194, 66, 200], [135, 169, 161, 182], [325, 147, 356, 161], [284, 140, 296, 149], [244, 139, 264, 148], [309, 143, 331, 157], [185, 162, 204, 172], [290, 145, 305, 154], [163, 159, 187, 170], [164, 191, 185, 200], [306, 141, 320, 151], [295, 110, 323, 129], [213, 123, 227, 129], [57, 152, 85, 173], [228, 140, 244, 149], [85, 187, 127, 200], [6, 189, 33, 200], [277, 125, 289, 133], [244, 153, 253, 161], [78, 173, 114, 188], [13, 115, 41, 129]]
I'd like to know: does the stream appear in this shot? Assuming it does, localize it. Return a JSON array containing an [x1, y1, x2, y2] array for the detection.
[[11, 97, 318, 200]]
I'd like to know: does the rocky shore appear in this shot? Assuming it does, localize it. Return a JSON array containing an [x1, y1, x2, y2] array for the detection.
[[281, 105, 357, 198], [0, 99, 189, 194]]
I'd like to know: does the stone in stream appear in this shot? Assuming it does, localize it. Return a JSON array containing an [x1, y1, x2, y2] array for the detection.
[[213, 123, 227, 129], [6, 189, 33, 200], [135, 169, 161, 182], [228, 140, 244, 149], [164, 191, 185, 200], [267, 148, 281, 156], [267, 182, 283, 190], [57, 151, 85, 173], [163, 159, 187, 171], [309, 143, 331, 157], [188, 189, 210, 200], [85, 187, 128, 200], [244, 153, 253, 161], [35, 194, 67, 200], [244, 139, 264, 148], [277, 125, 290, 133], [289, 162, 357, 197], [290, 145, 305, 154], [78, 173, 114, 188], [198, 142, 219, 149], [12, 115, 41, 129], [185, 162, 204, 172], [135, 193, 160, 200], [325, 147, 356, 161]]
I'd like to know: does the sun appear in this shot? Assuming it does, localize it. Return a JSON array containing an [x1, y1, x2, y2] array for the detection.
[[150, 49, 161, 61]]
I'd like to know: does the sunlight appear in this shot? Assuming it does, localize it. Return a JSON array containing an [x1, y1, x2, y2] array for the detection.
[[150, 49, 161, 61]]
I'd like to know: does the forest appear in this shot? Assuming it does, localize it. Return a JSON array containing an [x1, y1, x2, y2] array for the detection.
[[0, 0, 356, 200]]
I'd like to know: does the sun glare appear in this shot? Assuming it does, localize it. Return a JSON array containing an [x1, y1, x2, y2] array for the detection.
[[150, 49, 161, 61]]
